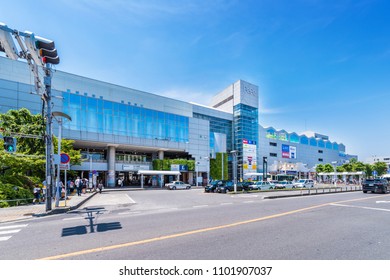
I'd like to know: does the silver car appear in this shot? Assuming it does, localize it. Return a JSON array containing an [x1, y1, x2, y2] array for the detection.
[[292, 179, 314, 188], [249, 181, 274, 191], [165, 181, 191, 190]]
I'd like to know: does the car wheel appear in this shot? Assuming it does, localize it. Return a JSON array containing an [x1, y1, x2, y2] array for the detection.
[[225, 189, 229, 193], [383, 188, 387, 194], [173, 186, 176, 190], [363, 190, 367, 193]]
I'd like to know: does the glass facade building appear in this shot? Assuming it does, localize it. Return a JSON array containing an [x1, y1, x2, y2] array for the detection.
[[0, 56, 356, 186]]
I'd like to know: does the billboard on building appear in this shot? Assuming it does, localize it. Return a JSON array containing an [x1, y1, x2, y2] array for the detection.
[[211, 132, 227, 158], [243, 139, 257, 173], [282, 144, 296, 159]]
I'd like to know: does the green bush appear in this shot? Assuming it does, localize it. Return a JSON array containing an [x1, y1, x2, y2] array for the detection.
[[0, 183, 34, 207]]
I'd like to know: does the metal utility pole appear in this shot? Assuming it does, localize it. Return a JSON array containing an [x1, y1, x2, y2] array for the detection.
[[44, 66, 54, 211], [231, 150, 237, 192], [0, 23, 60, 212]]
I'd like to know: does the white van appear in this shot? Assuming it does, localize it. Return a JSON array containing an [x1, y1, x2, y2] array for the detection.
[[292, 179, 314, 188]]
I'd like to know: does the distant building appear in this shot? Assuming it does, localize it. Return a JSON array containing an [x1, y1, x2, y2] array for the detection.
[[365, 156, 390, 171]]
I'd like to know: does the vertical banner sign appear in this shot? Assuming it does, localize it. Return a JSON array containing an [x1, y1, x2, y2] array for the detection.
[[282, 144, 297, 159], [243, 139, 257, 173]]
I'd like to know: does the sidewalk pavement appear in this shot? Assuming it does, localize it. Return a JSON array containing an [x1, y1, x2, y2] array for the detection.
[[0, 191, 97, 224]]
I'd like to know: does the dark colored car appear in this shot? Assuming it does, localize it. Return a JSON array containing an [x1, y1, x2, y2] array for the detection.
[[362, 178, 389, 194], [216, 181, 249, 193], [205, 180, 226, 193]]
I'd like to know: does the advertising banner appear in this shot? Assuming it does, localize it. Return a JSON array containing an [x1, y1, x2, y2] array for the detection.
[[243, 139, 257, 173], [282, 144, 296, 159]]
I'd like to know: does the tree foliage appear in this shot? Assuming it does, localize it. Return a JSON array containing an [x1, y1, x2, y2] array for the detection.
[[0, 108, 82, 206]]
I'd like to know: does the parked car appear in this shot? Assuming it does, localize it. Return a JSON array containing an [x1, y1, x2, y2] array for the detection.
[[362, 178, 389, 194], [165, 181, 191, 190], [205, 180, 225, 193], [248, 181, 274, 190], [292, 179, 314, 188], [274, 181, 293, 189], [216, 181, 249, 193]]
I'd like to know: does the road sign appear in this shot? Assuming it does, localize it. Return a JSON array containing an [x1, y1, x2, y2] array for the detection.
[[60, 153, 70, 164], [373, 170, 378, 176], [60, 163, 69, 170]]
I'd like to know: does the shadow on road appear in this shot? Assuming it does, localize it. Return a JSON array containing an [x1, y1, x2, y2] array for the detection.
[[61, 206, 122, 237]]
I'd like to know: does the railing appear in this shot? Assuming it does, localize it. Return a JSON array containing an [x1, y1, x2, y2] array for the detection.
[[0, 198, 36, 207], [299, 185, 362, 196]]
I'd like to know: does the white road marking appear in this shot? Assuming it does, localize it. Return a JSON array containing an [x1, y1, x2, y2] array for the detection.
[[331, 203, 390, 212], [125, 194, 136, 204], [0, 229, 21, 235], [63, 217, 84, 221], [0, 236, 12, 241], [243, 201, 255, 203], [220, 202, 233, 205], [193, 205, 209, 208], [0, 224, 28, 242], [376, 201, 390, 204], [0, 224, 28, 230]]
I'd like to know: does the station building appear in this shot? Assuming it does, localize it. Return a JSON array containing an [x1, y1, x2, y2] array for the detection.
[[0, 56, 356, 186]]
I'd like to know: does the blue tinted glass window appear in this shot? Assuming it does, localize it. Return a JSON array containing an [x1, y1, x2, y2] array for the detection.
[[290, 134, 299, 143], [310, 138, 317, 146], [300, 136, 308, 145]]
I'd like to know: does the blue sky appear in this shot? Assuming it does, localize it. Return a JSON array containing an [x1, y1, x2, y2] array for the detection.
[[1, 0, 389, 161]]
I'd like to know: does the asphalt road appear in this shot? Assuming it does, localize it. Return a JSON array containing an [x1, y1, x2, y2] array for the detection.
[[1, 188, 390, 260]]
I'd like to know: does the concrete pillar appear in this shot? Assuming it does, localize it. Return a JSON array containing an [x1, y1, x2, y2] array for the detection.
[[107, 146, 116, 187], [158, 150, 164, 160]]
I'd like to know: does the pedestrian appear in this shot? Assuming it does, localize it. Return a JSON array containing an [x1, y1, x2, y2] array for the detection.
[[75, 176, 81, 196], [118, 178, 122, 187], [33, 185, 41, 204], [97, 180, 104, 194], [82, 178, 88, 193]]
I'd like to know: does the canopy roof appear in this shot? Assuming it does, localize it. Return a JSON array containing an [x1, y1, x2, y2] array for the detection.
[[137, 170, 181, 176]]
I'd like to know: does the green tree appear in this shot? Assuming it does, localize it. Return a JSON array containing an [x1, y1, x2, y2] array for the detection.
[[316, 164, 325, 173], [0, 108, 45, 155], [324, 163, 334, 173], [373, 162, 388, 176]]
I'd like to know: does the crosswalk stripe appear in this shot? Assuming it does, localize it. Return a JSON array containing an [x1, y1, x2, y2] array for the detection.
[[0, 229, 21, 235], [0, 224, 28, 230], [0, 224, 28, 242], [0, 236, 12, 241]]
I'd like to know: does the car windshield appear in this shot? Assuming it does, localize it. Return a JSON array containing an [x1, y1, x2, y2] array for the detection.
[[298, 180, 305, 183]]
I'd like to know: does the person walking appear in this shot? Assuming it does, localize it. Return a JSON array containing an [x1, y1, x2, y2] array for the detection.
[[75, 176, 82, 196], [97, 180, 104, 194], [33, 185, 41, 204]]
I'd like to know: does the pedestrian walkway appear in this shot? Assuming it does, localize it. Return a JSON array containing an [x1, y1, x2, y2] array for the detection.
[[0, 192, 97, 224]]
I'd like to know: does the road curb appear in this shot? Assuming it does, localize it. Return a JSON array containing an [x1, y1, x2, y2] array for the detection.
[[264, 189, 362, 199]]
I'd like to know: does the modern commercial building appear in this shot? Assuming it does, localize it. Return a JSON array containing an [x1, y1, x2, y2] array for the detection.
[[0, 56, 356, 186]]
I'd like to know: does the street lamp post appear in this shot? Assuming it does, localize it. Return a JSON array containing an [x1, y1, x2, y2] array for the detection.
[[52, 111, 71, 207], [204, 157, 210, 185], [231, 150, 238, 192], [331, 161, 337, 186], [263, 157, 268, 182]]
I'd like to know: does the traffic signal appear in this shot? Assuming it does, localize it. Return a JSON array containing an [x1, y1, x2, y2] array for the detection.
[[0, 23, 19, 60], [24, 32, 60, 66], [3, 136, 16, 153]]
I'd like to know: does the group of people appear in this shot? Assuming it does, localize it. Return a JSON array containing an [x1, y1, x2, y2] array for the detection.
[[73, 177, 104, 196]]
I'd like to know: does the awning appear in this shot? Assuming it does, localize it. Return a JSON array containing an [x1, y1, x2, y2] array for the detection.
[[137, 170, 181, 176]]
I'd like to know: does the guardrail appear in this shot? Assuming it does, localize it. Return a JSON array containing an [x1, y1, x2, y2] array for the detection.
[[0, 198, 36, 207], [298, 185, 362, 196]]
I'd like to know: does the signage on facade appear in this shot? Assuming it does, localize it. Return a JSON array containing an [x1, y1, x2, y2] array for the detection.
[[282, 144, 297, 159], [123, 164, 150, 171], [171, 164, 188, 171], [243, 139, 257, 173]]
